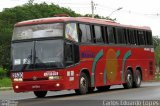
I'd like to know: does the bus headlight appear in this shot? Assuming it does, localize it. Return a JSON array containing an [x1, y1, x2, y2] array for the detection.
[[14, 78, 23, 82], [48, 76, 54, 80], [48, 76, 60, 80]]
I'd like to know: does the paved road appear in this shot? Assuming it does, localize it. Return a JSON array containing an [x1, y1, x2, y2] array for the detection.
[[0, 82, 160, 106]]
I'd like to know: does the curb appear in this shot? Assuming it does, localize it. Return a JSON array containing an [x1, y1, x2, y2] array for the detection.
[[0, 87, 12, 91]]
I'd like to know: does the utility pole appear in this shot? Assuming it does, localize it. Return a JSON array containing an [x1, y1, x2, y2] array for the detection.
[[91, 1, 97, 18]]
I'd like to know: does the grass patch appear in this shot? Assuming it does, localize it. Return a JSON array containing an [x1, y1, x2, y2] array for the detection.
[[0, 77, 11, 87]]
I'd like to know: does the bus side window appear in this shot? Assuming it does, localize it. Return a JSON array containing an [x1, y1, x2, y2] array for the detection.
[[65, 23, 78, 42], [134, 30, 139, 45], [124, 29, 128, 44], [138, 30, 145, 45], [79, 24, 92, 43], [107, 26, 115, 44], [127, 29, 131, 44], [65, 42, 80, 66], [143, 31, 147, 45], [146, 31, 153, 45], [65, 42, 74, 66], [74, 44, 80, 63], [129, 30, 136, 45], [105, 26, 109, 43], [116, 28, 126, 44], [101, 26, 106, 43], [145, 31, 150, 45], [94, 25, 104, 43]]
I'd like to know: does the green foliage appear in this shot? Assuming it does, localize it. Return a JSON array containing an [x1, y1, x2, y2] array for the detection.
[[0, 77, 11, 87], [154, 72, 160, 80], [0, 2, 81, 71], [0, 67, 7, 79], [153, 37, 160, 67]]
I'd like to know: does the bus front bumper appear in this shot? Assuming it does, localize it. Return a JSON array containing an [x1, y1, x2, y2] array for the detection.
[[12, 80, 67, 93]]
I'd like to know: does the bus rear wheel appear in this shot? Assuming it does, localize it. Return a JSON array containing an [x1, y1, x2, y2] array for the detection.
[[34, 91, 47, 98], [123, 70, 133, 89], [133, 70, 141, 88], [75, 72, 89, 94]]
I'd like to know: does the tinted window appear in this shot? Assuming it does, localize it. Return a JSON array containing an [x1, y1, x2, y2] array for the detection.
[[107, 27, 115, 44], [13, 23, 63, 41], [65, 42, 79, 66], [138, 31, 145, 45], [79, 24, 91, 43], [94, 26, 103, 43], [129, 30, 136, 45], [134, 30, 139, 45], [35, 40, 64, 69], [146, 31, 153, 45], [12, 42, 34, 71], [124, 29, 129, 44], [116, 28, 126, 44], [65, 42, 74, 66]]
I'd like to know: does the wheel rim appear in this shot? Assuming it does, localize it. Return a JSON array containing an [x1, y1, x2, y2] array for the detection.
[[127, 74, 132, 86], [80, 77, 86, 89], [137, 74, 141, 85]]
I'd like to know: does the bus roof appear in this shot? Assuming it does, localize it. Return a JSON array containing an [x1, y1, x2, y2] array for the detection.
[[15, 17, 151, 30]]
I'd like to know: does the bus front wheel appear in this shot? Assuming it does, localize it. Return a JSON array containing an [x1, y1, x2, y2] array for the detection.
[[34, 91, 47, 98], [75, 72, 89, 94]]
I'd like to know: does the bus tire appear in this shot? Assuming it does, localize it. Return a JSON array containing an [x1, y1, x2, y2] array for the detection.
[[34, 91, 47, 98], [97, 86, 110, 92], [75, 72, 88, 94], [133, 70, 141, 88], [123, 70, 133, 89]]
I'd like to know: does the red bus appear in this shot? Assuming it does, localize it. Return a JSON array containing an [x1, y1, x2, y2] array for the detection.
[[11, 17, 155, 98]]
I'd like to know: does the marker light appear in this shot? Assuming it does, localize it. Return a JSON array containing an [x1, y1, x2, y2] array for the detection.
[[56, 83, 60, 87], [15, 86, 19, 89]]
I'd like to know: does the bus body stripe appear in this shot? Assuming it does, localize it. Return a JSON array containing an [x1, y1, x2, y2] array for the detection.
[[122, 50, 131, 82], [91, 49, 103, 87], [116, 50, 120, 58]]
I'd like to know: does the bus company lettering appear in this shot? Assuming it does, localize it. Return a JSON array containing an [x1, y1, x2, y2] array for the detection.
[[81, 50, 95, 58], [44, 71, 59, 77]]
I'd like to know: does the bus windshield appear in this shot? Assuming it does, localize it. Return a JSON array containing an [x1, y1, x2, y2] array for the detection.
[[12, 23, 63, 40], [12, 40, 64, 71]]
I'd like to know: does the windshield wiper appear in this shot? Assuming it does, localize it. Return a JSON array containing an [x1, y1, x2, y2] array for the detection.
[[19, 50, 32, 71]]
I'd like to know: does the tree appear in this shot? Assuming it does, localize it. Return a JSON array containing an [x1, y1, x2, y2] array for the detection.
[[0, 2, 81, 71], [153, 36, 160, 69]]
